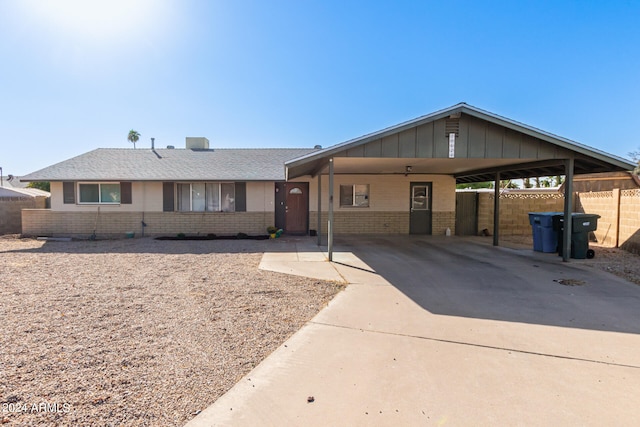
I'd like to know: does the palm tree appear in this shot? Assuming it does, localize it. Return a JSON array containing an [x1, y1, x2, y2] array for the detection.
[[128, 129, 140, 149]]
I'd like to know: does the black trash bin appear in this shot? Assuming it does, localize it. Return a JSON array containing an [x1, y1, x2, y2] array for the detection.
[[552, 213, 600, 259]]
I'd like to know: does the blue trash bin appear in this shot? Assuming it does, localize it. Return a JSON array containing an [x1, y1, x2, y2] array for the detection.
[[528, 212, 563, 253]]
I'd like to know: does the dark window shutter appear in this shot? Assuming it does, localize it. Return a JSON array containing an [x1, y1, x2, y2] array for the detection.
[[235, 182, 246, 212], [120, 182, 132, 204], [163, 182, 175, 212], [63, 182, 75, 204]]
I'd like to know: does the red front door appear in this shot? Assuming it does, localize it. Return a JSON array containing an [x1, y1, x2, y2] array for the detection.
[[285, 183, 309, 234]]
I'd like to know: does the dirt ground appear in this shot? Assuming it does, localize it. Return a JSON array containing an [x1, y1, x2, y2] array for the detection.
[[0, 237, 343, 426], [500, 235, 640, 285]]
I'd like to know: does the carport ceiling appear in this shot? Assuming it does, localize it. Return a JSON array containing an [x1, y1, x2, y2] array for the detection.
[[285, 103, 635, 182], [308, 157, 620, 183]]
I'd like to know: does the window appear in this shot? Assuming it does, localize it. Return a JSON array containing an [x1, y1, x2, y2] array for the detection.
[[340, 184, 369, 207], [78, 183, 121, 204], [411, 185, 429, 210], [177, 183, 236, 212]]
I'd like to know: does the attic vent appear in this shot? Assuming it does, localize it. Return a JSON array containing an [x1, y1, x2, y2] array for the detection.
[[167, 145, 175, 149], [445, 118, 460, 137]]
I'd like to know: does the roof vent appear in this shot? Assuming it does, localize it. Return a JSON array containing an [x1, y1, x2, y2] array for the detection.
[[167, 145, 175, 149], [314, 145, 322, 149], [445, 118, 460, 137], [186, 137, 210, 150]]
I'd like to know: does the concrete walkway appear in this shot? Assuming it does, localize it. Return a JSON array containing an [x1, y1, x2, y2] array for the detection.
[[187, 236, 640, 426], [257, 237, 345, 283]]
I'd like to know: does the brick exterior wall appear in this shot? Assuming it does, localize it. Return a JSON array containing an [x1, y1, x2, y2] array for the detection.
[[477, 192, 565, 236], [308, 210, 455, 235], [432, 211, 456, 235], [22, 210, 273, 238], [309, 211, 409, 234]]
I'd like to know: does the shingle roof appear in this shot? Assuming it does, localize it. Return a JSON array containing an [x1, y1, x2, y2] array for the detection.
[[0, 176, 28, 188], [20, 148, 318, 182]]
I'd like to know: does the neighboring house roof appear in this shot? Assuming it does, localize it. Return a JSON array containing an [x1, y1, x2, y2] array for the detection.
[[20, 148, 318, 182], [0, 176, 28, 188], [285, 103, 636, 182], [0, 186, 50, 198]]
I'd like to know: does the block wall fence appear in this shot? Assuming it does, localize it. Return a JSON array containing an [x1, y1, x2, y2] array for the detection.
[[0, 196, 47, 234], [577, 189, 640, 254], [476, 190, 640, 254], [477, 192, 565, 236]]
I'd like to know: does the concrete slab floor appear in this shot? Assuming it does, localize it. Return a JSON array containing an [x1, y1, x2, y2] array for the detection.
[[189, 322, 640, 427], [188, 235, 640, 427]]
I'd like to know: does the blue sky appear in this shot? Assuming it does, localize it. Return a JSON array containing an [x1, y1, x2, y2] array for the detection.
[[1, 0, 639, 176]]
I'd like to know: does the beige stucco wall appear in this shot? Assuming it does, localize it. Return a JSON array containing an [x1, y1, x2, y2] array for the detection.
[[50, 177, 455, 214], [50, 182, 274, 213], [51, 182, 164, 212], [298, 174, 456, 235], [298, 174, 456, 212], [39, 176, 459, 236]]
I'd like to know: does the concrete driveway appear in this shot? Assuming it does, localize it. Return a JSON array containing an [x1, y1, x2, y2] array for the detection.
[[188, 236, 640, 426]]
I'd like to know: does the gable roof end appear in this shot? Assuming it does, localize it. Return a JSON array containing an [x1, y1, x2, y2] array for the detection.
[[285, 103, 635, 181]]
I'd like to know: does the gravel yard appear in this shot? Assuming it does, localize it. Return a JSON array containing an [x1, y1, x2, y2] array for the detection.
[[500, 235, 640, 285], [0, 237, 343, 426]]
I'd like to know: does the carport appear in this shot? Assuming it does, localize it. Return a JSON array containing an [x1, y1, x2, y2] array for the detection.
[[285, 103, 635, 261]]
